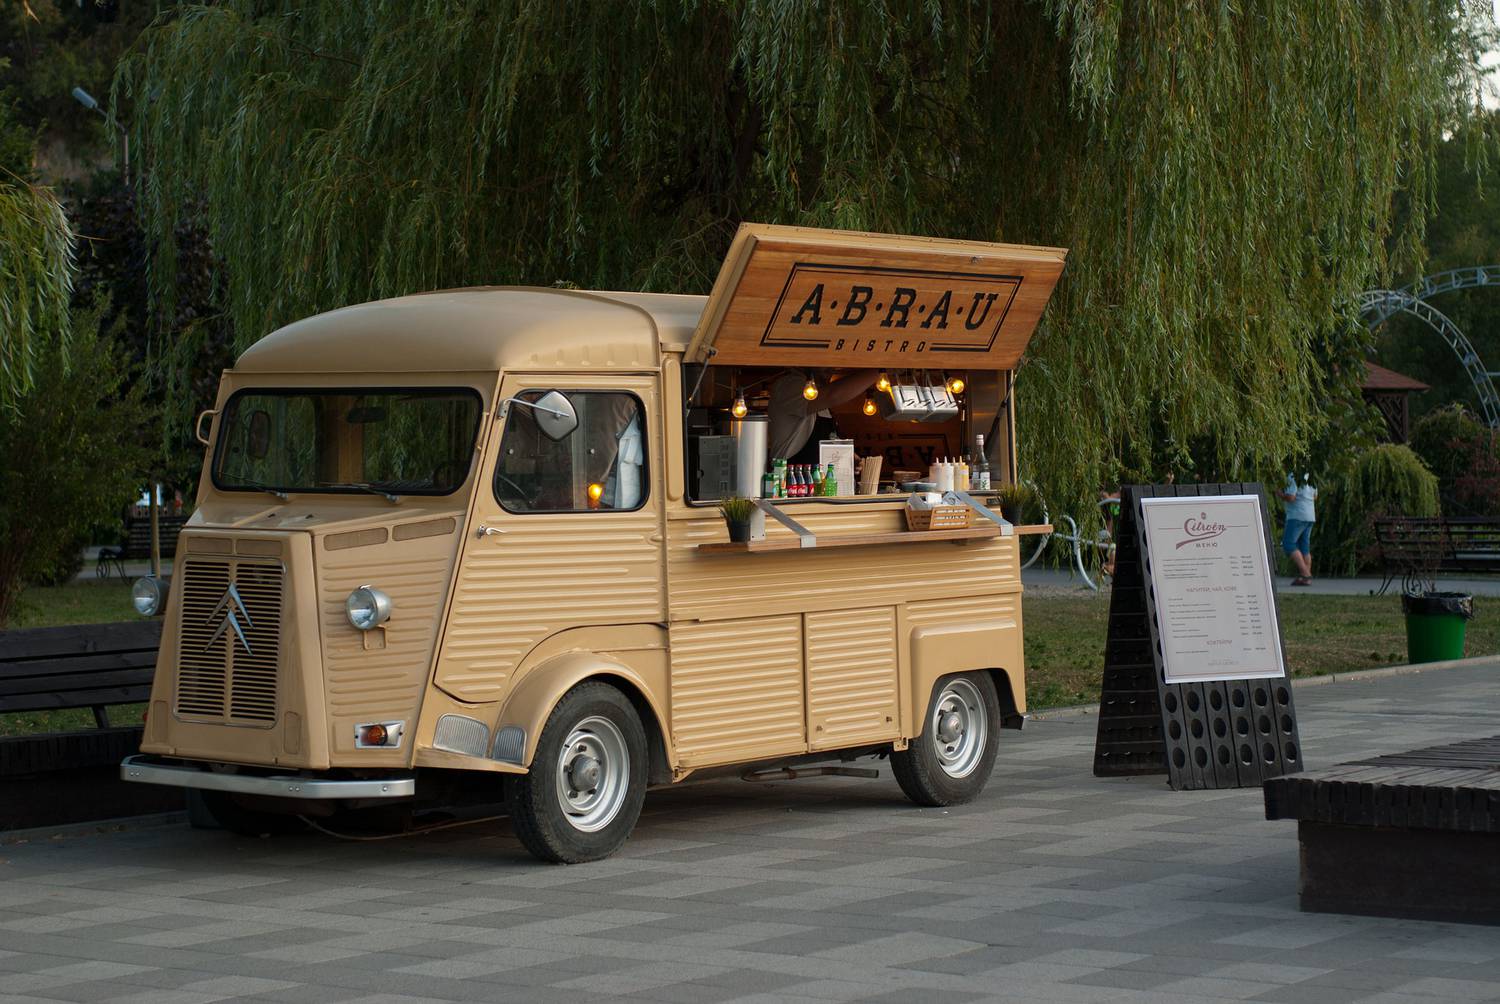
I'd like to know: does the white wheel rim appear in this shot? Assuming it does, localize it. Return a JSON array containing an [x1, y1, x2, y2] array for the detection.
[[931, 678, 987, 779], [554, 715, 629, 832]]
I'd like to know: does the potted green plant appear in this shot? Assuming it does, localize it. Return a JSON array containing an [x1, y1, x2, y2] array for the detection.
[[718, 496, 756, 543], [996, 483, 1032, 525]]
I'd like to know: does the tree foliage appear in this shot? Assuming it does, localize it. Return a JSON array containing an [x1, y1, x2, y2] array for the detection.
[[1317, 442, 1442, 576], [1375, 110, 1500, 421], [0, 298, 147, 626], [119, 1, 1496, 513], [0, 58, 72, 407], [1411, 403, 1500, 514]]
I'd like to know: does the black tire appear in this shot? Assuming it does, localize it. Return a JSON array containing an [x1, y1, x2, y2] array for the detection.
[[509, 682, 647, 863], [892, 672, 1000, 807], [196, 791, 308, 836]]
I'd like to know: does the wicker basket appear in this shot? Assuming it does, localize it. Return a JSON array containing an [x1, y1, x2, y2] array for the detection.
[[905, 505, 972, 531]]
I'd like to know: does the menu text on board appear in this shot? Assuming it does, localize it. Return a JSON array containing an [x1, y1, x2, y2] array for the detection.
[[1139, 495, 1286, 684]]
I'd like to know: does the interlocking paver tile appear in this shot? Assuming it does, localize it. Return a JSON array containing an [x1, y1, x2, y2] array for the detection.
[[5, 663, 1500, 1003]]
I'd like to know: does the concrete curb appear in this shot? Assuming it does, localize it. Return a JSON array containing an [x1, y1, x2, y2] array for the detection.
[[1025, 653, 1499, 722]]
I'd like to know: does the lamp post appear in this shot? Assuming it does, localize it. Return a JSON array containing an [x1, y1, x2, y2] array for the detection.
[[70, 86, 128, 184], [72, 86, 150, 575]]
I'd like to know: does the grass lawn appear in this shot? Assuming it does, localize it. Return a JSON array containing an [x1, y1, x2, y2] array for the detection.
[[1022, 590, 1497, 710], [2, 580, 1493, 736]]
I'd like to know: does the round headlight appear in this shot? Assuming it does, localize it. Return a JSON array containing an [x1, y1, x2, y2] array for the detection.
[[345, 585, 392, 630], [131, 576, 165, 617]]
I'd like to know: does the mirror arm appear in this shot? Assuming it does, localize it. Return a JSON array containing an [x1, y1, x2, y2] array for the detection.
[[498, 397, 569, 420]]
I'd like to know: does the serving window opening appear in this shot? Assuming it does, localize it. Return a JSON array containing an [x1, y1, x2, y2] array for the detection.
[[683, 365, 1016, 504]]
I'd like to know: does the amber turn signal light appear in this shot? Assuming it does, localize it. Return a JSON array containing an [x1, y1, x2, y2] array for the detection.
[[360, 723, 388, 747]]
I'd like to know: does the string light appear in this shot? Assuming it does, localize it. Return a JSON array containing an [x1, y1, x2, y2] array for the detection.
[[862, 395, 878, 416], [875, 371, 891, 392], [945, 373, 966, 395], [731, 393, 748, 418], [802, 379, 819, 401]]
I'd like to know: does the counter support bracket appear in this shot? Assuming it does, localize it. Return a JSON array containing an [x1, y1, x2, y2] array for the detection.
[[755, 499, 816, 548], [950, 490, 1014, 536]]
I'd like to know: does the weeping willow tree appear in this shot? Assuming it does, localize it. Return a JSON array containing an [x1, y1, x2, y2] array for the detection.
[[0, 47, 71, 409], [117, 1, 1494, 513], [0, 178, 71, 406]]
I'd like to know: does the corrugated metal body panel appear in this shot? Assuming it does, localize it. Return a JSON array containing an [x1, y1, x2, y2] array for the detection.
[[668, 616, 806, 767], [804, 607, 900, 751], [435, 513, 664, 702], [667, 506, 1019, 622], [906, 592, 1019, 631], [318, 538, 456, 742]]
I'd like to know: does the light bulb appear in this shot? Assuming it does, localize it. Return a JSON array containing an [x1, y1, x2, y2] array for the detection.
[[945, 374, 965, 395], [862, 396, 877, 416], [802, 379, 819, 401], [587, 482, 604, 502], [875, 372, 891, 392], [731, 395, 748, 418]]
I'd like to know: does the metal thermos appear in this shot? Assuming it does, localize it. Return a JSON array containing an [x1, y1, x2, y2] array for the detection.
[[730, 413, 769, 540]]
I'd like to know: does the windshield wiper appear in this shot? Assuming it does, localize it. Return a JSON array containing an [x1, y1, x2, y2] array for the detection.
[[218, 473, 289, 500], [316, 481, 402, 503]]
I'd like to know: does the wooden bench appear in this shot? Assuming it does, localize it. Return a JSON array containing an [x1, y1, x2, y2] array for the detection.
[[0, 621, 162, 776], [1372, 516, 1500, 595], [96, 515, 189, 579], [1264, 735, 1500, 924]]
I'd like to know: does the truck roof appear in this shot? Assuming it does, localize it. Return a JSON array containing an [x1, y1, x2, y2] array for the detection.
[[232, 287, 708, 375]]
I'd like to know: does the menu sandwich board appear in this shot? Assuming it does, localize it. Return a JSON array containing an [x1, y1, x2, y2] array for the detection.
[[1093, 484, 1302, 790], [1138, 494, 1287, 684]]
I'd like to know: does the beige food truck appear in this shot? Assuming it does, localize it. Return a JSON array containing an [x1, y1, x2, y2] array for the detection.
[[122, 224, 1066, 862]]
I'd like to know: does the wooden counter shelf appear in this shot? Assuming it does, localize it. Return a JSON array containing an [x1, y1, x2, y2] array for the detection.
[[697, 523, 1052, 555]]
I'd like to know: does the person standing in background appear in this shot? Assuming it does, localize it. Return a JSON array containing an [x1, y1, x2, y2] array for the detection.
[[1278, 472, 1317, 586]]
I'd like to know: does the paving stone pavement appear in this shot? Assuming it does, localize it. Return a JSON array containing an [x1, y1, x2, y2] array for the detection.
[[4, 662, 1500, 1004]]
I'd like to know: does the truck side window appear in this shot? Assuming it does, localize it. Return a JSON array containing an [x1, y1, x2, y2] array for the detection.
[[494, 391, 647, 513]]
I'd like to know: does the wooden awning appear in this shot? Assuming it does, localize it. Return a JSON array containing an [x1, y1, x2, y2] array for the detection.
[[686, 223, 1067, 370]]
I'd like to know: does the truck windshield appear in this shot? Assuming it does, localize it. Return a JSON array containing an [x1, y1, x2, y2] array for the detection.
[[213, 388, 483, 497]]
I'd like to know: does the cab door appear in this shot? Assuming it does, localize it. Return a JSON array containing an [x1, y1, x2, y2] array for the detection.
[[432, 375, 665, 705]]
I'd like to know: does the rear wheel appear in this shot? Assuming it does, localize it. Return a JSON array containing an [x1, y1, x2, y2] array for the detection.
[[892, 673, 1000, 806], [509, 682, 647, 863]]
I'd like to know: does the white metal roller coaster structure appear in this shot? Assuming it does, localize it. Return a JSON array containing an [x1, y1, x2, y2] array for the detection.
[[1359, 265, 1500, 428]]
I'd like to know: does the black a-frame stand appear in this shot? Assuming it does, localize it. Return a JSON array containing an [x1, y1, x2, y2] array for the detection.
[[1092, 483, 1304, 789]]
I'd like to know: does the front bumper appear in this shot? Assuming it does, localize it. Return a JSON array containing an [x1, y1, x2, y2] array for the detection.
[[120, 755, 415, 799]]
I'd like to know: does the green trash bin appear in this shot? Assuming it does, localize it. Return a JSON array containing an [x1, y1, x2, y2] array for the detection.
[[1402, 591, 1475, 664]]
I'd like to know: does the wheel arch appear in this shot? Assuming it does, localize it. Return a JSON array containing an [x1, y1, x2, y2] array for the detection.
[[913, 668, 1024, 738], [496, 650, 673, 781]]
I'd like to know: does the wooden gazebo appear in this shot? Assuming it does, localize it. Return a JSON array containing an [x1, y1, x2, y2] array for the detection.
[[1362, 362, 1429, 443]]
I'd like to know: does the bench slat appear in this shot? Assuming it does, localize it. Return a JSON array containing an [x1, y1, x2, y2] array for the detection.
[[0, 685, 153, 713], [0, 652, 159, 683], [0, 667, 156, 699], [0, 621, 162, 661]]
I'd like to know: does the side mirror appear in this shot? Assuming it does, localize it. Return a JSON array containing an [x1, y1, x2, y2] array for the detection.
[[502, 390, 578, 441]]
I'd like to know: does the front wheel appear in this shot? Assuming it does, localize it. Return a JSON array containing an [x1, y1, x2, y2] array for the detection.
[[892, 672, 1000, 807], [509, 682, 647, 863]]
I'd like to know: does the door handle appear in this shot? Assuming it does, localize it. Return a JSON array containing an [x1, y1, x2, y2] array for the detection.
[[475, 525, 506, 539]]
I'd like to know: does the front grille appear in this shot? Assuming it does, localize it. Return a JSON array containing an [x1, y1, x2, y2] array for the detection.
[[175, 557, 284, 725]]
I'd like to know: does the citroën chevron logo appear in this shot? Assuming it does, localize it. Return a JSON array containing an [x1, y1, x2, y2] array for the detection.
[[205, 583, 254, 655]]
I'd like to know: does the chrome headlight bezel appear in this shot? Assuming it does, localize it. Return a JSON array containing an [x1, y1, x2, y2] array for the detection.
[[345, 585, 392, 630], [131, 576, 167, 617]]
